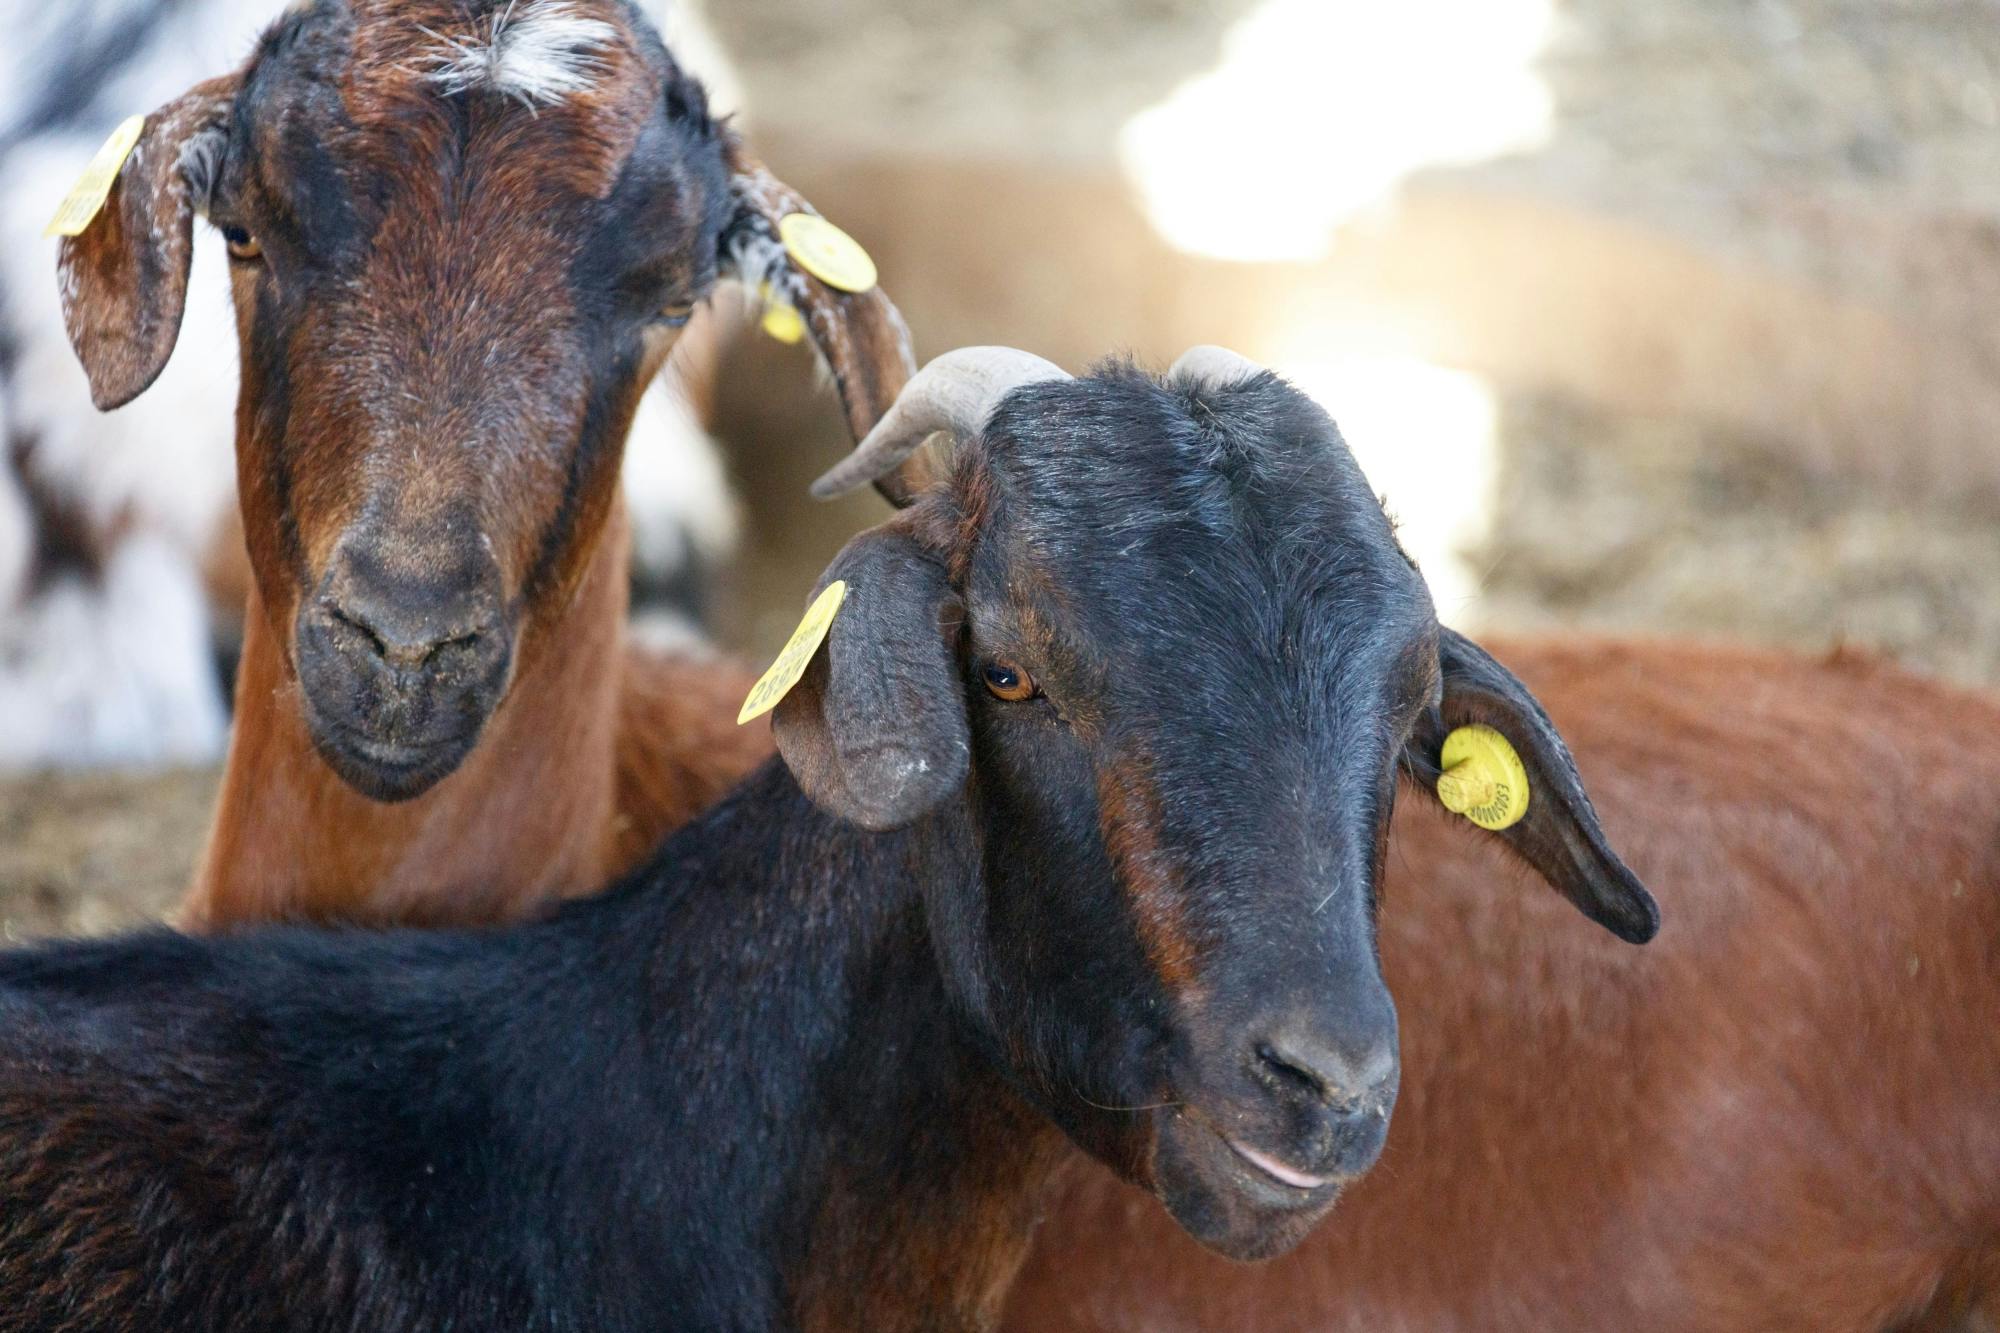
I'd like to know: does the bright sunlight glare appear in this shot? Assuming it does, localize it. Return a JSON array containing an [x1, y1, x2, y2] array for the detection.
[[1120, 0, 1556, 262]]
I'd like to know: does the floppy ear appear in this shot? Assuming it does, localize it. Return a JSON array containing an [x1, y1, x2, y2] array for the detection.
[[1406, 628, 1660, 944], [772, 524, 969, 831], [56, 76, 238, 411], [716, 131, 918, 480]]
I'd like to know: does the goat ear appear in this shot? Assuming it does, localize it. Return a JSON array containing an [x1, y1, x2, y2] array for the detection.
[[56, 76, 238, 411], [1406, 628, 1660, 944], [716, 132, 915, 448], [772, 524, 969, 831]]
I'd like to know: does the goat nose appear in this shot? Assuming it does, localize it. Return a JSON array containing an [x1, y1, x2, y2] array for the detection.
[[318, 543, 501, 675], [327, 592, 485, 670], [1253, 1028, 1397, 1115]]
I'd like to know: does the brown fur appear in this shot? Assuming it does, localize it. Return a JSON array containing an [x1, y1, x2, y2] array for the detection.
[[0, 1080, 264, 1331], [55, 78, 237, 411], [794, 1095, 1066, 1333], [1001, 638, 2000, 1331], [1097, 755, 1199, 993], [609, 622, 773, 876]]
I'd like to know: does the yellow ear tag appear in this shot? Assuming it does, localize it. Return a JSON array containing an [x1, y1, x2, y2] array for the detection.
[[1436, 724, 1530, 831], [45, 115, 147, 239], [777, 213, 877, 294], [757, 283, 806, 344], [738, 581, 847, 725]]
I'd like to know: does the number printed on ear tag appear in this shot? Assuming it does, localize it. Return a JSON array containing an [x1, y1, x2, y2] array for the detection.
[[778, 213, 877, 293], [1436, 724, 1531, 831], [738, 581, 847, 725], [45, 115, 146, 238]]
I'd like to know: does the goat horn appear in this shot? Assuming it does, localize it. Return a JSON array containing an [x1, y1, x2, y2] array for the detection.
[[1168, 344, 1265, 389], [810, 346, 1069, 500]]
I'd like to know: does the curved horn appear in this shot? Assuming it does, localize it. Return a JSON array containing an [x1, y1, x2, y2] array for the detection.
[[1168, 344, 1265, 390], [811, 346, 1069, 501]]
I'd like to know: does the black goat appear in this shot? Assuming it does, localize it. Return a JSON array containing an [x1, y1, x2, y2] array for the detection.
[[0, 347, 1654, 1331]]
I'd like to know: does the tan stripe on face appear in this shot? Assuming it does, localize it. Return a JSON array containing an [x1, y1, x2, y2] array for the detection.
[[1096, 753, 1199, 993]]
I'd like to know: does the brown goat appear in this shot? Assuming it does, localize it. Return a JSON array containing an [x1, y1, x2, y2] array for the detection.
[[54, 0, 909, 926], [1003, 637, 2000, 1331]]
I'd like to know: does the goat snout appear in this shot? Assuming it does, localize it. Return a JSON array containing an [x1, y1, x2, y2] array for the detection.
[[1231, 1010, 1399, 1180], [312, 544, 506, 683], [294, 541, 514, 801]]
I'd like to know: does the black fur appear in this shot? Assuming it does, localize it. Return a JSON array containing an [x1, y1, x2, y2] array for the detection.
[[0, 763, 948, 1331]]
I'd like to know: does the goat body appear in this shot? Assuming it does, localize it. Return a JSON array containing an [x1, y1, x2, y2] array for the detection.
[[13, 639, 1990, 1332], [0, 761, 1065, 1332]]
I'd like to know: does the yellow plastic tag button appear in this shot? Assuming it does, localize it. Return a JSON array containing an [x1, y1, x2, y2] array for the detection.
[[738, 581, 846, 724], [757, 283, 805, 344], [778, 213, 877, 294], [1436, 724, 1530, 831], [45, 115, 146, 238]]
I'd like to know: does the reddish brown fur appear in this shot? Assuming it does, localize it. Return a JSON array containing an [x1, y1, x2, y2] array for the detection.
[[947, 463, 992, 588], [56, 77, 238, 411], [609, 616, 777, 875], [1002, 638, 2000, 1331], [225, 2, 667, 642], [0, 1084, 262, 1330], [1097, 756, 1200, 993], [342, 0, 657, 199], [794, 1097, 1066, 1333]]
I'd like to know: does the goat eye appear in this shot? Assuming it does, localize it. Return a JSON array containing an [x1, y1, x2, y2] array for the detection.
[[657, 303, 695, 329], [222, 225, 261, 261], [981, 661, 1038, 702]]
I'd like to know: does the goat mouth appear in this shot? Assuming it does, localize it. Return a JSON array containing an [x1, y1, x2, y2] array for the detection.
[[1171, 1105, 1345, 1204], [1224, 1138, 1333, 1191], [339, 734, 442, 767], [301, 709, 479, 803], [1150, 1108, 1349, 1262]]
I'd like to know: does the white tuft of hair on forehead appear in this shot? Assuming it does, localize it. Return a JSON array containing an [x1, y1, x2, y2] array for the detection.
[[423, 0, 618, 109]]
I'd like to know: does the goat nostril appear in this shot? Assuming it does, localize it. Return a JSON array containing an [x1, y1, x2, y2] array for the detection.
[[1256, 1042, 1331, 1099], [327, 604, 390, 660], [1253, 1035, 1394, 1114], [324, 602, 481, 670]]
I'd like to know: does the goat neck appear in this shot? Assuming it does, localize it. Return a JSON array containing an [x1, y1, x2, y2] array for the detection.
[[592, 765, 1070, 1330]]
